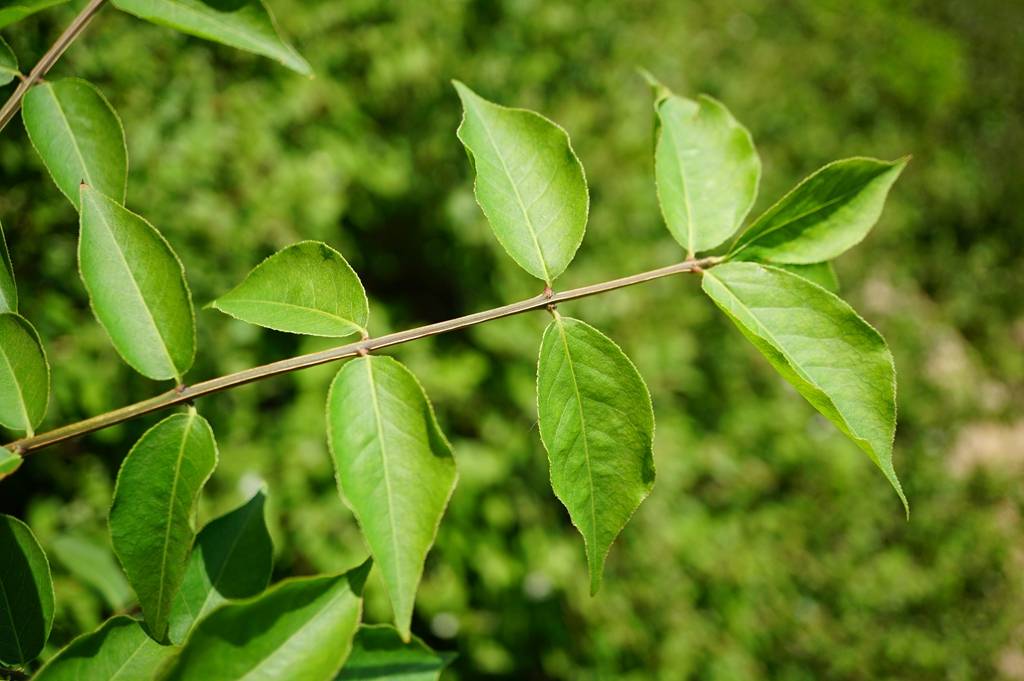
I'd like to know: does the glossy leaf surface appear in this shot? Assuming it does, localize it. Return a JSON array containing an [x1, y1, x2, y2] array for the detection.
[[0, 313, 49, 436], [33, 616, 174, 681], [0, 514, 54, 665], [337, 625, 454, 681], [0, 220, 16, 313]]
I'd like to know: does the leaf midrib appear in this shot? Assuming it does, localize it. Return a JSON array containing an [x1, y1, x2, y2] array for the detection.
[[0, 567, 25, 662], [217, 298, 365, 335], [41, 83, 95, 191], [661, 104, 697, 255], [0, 339, 33, 435], [189, 498, 262, 629]]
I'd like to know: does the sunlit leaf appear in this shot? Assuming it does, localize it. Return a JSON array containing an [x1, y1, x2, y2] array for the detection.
[[729, 157, 907, 263], [0, 312, 49, 436], [702, 261, 907, 513], [775, 261, 840, 293], [0, 448, 22, 481], [0, 0, 69, 29], [0, 220, 17, 313], [111, 0, 312, 76], [454, 81, 588, 285], [337, 625, 454, 681], [0, 514, 54, 665], [33, 616, 174, 681], [109, 410, 218, 642], [211, 241, 369, 338], [536, 315, 655, 594], [168, 489, 273, 644], [163, 562, 371, 681], [79, 186, 196, 382], [50, 534, 134, 611], [0, 37, 17, 87], [327, 356, 457, 640], [22, 78, 128, 208]]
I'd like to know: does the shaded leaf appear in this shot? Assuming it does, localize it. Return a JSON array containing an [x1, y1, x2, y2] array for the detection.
[[0, 220, 16, 313], [163, 562, 371, 681], [0, 448, 22, 481], [168, 489, 273, 644], [536, 315, 655, 594], [109, 410, 218, 642], [111, 0, 312, 76], [79, 186, 196, 381], [702, 262, 907, 513], [211, 241, 369, 338], [0, 0, 69, 29], [650, 81, 760, 255], [22, 78, 128, 208], [49, 534, 134, 610], [0, 514, 54, 665], [0, 37, 17, 87], [454, 81, 588, 284], [0, 312, 49, 436], [776, 261, 840, 293], [729, 157, 907, 263], [337, 624, 454, 681], [33, 616, 174, 681], [327, 356, 457, 640]]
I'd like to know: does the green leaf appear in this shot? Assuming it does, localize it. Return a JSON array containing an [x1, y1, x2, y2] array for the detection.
[[79, 186, 196, 382], [110, 0, 312, 76], [775, 261, 840, 293], [22, 78, 128, 209], [168, 489, 273, 645], [0, 219, 17, 313], [0, 448, 22, 481], [163, 562, 371, 681], [327, 356, 457, 641], [0, 312, 49, 436], [211, 241, 369, 338], [33, 616, 174, 681], [109, 410, 218, 642], [0, 37, 17, 87], [729, 157, 907, 263], [49, 534, 134, 610], [651, 85, 760, 255], [701, 262, 907, 513], [0, 514, 54, 665], [0, 0, 69, 29], [536, 315, 655, 594], [454, 81, 588, 285], [337, 625, 454, 681]]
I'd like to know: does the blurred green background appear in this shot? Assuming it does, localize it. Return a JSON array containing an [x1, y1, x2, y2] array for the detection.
[[2, 0, 1023, 678]]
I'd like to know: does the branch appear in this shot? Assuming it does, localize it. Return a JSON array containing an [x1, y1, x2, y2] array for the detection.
[[5, 256, 720, 456], [0, 0, 107, 132]]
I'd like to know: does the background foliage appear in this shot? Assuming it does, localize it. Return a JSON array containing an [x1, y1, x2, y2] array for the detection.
[[2, 0, 1023, 678]]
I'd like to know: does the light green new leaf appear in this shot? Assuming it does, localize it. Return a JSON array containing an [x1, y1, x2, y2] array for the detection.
[[0, 448, 22, 481], [0, 313, 49, 436], [702, 262, 907, 513], [0, 37, 17, 87], [163, 562, 371, 681], [337, 625, 455, 681], [536, 316, 655, 595], [0, 0, 69, 29], [111, 0, 311, 76], [454, 81, 588, 285], [0, 220, 17, 313], [79, 186, 196, 381], [652, 87, 760, 255], [211, 241, 369, 338], [0, 514, 54, 665], [109, 410, 218, 642], [776, 261, 840, 293], [168, 489, 273, 644], [49, 534, 134, 610], [327, 356, 457, 641], [33, 616, 174, 681], [22, 78, 128, 208], [729, 157, 907, 263]]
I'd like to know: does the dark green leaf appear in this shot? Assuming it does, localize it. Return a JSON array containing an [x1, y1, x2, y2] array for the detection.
[[49, 534, 134, 610], [0, 37, 17, 87], [536, 316, 655, 594], [454, 81, 588, 284], [33, 616, 174, 681], [775, 262, 840, 293], [702, 262, 907, 513], [163, 562, 371, 681], [729, 157, 907, 263], [110, 0, 312, 76], [79, 186, 196, 381], [0, 0, 69, 29], [337, 625, 454, 681], [168, 490, 273, 645], [327, 356, 457, 640], [0, 514, 54, 665], [109, 410, 218, 642], [0, 220, 16, 313], [211, 241, 369, 338], [0, 312, 49, 436], [22, 78, 128, 208]]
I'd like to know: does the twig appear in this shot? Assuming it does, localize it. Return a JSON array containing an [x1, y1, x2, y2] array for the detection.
[[6, 256, 719, 456]]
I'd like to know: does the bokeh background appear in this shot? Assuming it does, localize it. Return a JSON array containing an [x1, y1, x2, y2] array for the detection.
[[2, 1, 1023, 678]]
